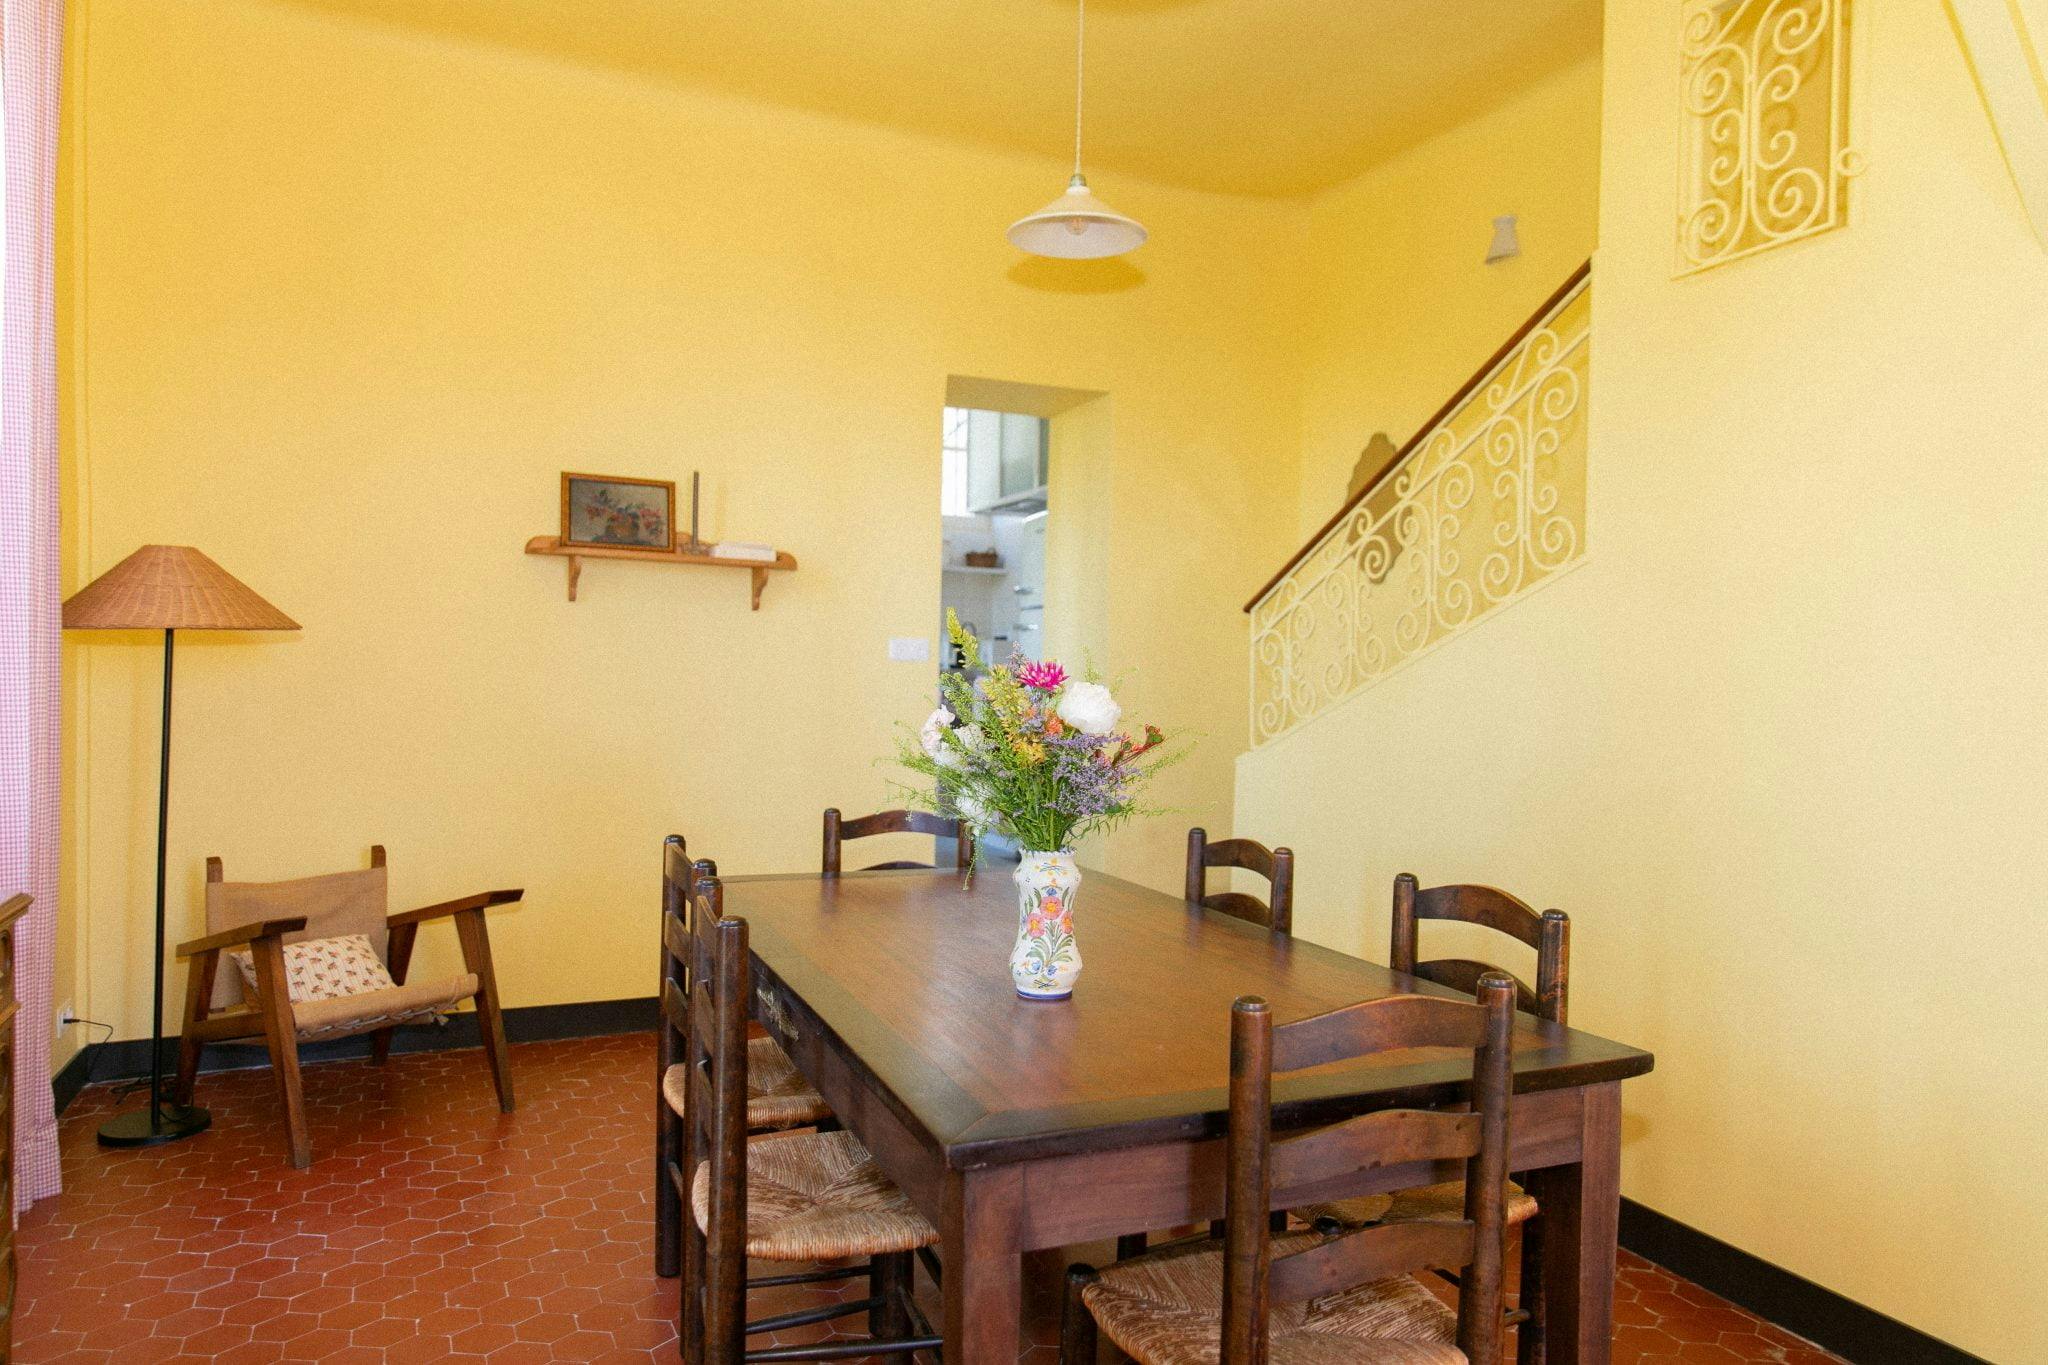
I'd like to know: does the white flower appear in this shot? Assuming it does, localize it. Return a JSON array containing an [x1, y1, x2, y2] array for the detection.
[[956, 723, 985, 751], [956, 792, 995, 828], [919, 707, 954, 759], [1056, 681, 1122, 735]]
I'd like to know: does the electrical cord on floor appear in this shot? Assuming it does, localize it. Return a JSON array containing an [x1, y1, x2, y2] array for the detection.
[[63, 1017, 140, 1096]]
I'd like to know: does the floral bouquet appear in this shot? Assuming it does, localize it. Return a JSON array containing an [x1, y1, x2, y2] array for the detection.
[[893, 612, 1183, 1000]]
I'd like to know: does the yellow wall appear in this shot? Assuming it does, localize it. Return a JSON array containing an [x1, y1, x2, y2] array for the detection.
[[61, 2, 2044, 1354], [59, 0, 1305, 1046], [1295, 56, 1603, 538], [1237, 3, 2048, 1359]]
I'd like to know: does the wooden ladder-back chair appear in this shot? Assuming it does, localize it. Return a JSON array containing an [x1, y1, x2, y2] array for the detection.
[[822, 808, 972, 875], [1064, 976, 1518, 1365], [1302, 873, 1570, 1363], [1185, 827, 1295, 934], [173, 846, 521, 1169], [1113, 828, 1298, 1262], [1391, 874, 1569, 1026], [679, 870, 941, 1363], [655, 836, 832, 1278]]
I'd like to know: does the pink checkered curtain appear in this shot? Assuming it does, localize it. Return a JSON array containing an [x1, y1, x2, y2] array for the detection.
[[1, 0, 66, 1208]]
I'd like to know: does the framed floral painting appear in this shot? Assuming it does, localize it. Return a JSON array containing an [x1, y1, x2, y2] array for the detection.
[[560, 473, 675, 553]]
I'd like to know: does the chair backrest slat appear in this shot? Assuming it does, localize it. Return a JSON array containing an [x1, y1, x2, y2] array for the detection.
[[1201, 891, 1279, 926], [1221, 975, 1516, 1365], [1412, 883, 1544, 945], [1269, 992, 1484, 1074], [661, 979, 689, 1036], [1269, 1108, 1480, 1198], [822, 806, 973, 875], [1409, 957, 1543, 1016], [1391, 873, 1570, 1025], [662, 912, 691, 967], [691, 986, 721, 1056], [1201, 837, 1280, 880], [1185, 827, 1295, 934], [1266, 1219, 1477, 1305], [663, 835, 694, 896]]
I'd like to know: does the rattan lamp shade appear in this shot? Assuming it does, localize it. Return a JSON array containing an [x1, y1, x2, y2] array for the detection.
[[62, 546, 298, 631]]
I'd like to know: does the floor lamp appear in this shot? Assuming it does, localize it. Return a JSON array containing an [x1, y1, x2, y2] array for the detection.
[[63, 545, 299, 1147]]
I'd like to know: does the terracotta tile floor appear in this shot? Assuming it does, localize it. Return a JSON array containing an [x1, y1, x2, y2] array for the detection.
[[15, 1035, 1844, 1363]]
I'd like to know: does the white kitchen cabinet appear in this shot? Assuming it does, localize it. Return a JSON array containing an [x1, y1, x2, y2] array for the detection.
[[964, 409, 1048, 515]]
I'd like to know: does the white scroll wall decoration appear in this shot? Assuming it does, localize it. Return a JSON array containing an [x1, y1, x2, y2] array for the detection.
[[1248, 277, 1591, 748], [1678, 0, 1860, 274]]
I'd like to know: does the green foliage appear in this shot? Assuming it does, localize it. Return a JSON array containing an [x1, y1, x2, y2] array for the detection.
[[891, 612, 1188, 862]]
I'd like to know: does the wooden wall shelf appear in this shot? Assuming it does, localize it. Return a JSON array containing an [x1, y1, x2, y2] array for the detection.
[[523, 536, 797, 608]]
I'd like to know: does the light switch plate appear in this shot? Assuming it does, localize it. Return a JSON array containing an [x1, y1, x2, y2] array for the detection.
[[888, 637, 931, 662]]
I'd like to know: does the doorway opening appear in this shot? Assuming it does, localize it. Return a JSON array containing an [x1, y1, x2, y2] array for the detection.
[[940, 403, 1049, 667], [938, 376, 1107, 861]]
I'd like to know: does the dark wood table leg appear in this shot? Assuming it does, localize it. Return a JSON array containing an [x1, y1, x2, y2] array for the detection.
[[1528, 1081, 1622, 1365], [942, 1166, 1025, 1365]]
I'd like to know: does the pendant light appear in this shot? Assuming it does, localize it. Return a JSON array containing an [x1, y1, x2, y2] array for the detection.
[[1007, 0, 1147, 259]]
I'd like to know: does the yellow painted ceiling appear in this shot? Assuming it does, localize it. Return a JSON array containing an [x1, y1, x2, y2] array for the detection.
[[273, 0, 1601, 196]]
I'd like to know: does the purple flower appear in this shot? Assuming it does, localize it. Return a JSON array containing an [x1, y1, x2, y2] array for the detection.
[[1041, 731, 1131, 820]]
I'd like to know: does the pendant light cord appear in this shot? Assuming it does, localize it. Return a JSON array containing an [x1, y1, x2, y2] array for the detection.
[[1072, 0, 1086, 179]]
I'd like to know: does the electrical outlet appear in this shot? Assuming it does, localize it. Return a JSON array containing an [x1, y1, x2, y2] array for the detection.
[[57, 1001, 75, 1028], [887, 636, 931, 663]]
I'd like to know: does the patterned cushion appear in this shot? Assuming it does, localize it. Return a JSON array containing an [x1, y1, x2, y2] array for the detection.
[[1297, 1179, 1538, 1232], [1082, 1233, 1464, 1365], [230, 933, 394, 1002], [662, 1038, 833, 1130], [690, 1129, 938, 1262]]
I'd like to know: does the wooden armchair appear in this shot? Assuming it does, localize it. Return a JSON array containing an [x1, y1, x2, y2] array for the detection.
[[173, 845, 522, 1168]]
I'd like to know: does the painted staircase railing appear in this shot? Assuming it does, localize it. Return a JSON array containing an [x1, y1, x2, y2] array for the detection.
[[1244, 263, 1592, 747]]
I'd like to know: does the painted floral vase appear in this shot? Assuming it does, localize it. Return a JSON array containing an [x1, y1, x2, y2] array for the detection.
[[1011, 850, 1083, 1001]]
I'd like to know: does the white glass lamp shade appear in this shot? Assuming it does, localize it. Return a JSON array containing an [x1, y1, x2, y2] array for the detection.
[[1007, 176, 1147, 259]]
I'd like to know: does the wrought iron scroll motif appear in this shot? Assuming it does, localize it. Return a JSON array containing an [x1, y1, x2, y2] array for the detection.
[[1250, 279, 1591, 746], [1678, 0, 1857, 274]]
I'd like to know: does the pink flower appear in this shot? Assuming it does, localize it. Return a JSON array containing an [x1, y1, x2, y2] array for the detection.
[[1016, 660, 1068, 692]]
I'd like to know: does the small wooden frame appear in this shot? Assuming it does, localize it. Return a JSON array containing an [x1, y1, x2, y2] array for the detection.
[[561, 472, 677, 554], [524, 536, 797, 608]]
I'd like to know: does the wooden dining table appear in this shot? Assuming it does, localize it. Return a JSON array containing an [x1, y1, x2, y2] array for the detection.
[[725, 865, 1655, 1365]]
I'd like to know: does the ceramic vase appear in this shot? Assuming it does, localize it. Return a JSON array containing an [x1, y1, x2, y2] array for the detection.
[[1010, 850, 1083, 1001]]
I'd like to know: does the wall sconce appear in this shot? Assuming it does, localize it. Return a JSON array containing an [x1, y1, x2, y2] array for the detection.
[[1486, 214, 1520, 264]]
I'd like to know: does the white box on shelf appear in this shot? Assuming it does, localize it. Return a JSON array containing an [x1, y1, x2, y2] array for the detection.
[[711, 541, 777, 562]]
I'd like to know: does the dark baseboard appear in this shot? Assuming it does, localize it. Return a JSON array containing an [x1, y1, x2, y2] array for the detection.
[[52, 996, 656, 1115], [1618, 1197, 1986, 1365], [51, 1046, 96, 1115]]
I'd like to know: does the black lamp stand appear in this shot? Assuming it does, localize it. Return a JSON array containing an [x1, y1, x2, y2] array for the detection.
[[97, 628, 211, 1147]]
